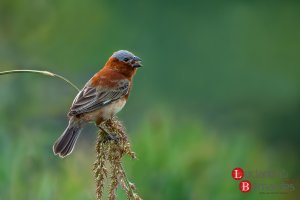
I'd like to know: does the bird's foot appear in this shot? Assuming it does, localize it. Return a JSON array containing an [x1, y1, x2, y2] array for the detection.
[[98, 125, 119, 143], [104, 132, 119, 143]]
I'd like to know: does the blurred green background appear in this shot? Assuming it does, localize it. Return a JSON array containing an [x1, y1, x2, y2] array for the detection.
[[0, 0, 299, 199]]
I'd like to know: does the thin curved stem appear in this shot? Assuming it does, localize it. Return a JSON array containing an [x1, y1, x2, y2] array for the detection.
[[120, 163, 135, 199], [0, 69, 80, 92]]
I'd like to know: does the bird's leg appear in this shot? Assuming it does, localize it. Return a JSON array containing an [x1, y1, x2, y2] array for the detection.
[[98, 125, 119, 142]]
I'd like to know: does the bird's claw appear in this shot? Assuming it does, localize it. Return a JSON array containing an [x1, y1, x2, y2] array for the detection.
[[105, 132, 119, 143], [97, 125, 119, 143]]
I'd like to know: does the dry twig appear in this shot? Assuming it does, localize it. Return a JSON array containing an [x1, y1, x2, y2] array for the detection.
[[93, 117, 142, 200]]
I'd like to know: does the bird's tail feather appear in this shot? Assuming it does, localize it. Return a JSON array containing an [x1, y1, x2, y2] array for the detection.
[[53, 122, 82, 158]]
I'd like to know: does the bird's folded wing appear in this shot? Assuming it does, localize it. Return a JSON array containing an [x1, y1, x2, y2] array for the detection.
[[68, 80, 129, 116]]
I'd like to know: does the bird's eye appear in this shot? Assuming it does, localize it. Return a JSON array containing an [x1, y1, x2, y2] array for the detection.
[[123, 58, 129, 62]]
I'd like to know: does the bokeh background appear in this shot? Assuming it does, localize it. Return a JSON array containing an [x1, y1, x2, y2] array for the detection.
[[0, 0, 299, 199]]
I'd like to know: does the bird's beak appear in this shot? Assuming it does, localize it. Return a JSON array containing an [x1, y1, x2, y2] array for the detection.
[[132, 56, 143, 68]]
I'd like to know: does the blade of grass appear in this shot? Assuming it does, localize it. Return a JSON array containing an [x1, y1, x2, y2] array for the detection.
[[0, 69, 80, 92]]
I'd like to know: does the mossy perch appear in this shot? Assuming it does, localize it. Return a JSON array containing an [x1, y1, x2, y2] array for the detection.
[[93, 117, 142, 200]]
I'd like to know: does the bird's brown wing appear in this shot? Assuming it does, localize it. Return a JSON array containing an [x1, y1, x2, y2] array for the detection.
[[68, 80, 129, 116]]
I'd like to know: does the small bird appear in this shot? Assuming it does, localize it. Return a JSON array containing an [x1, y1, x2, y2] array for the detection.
[[53, 50, 142, 158]]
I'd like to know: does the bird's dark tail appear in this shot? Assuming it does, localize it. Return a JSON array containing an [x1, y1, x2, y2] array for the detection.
[[53, 120, 82, 158]]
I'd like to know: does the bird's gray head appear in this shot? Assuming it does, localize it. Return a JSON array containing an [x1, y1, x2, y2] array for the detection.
[[111, 50, 142, 68]]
